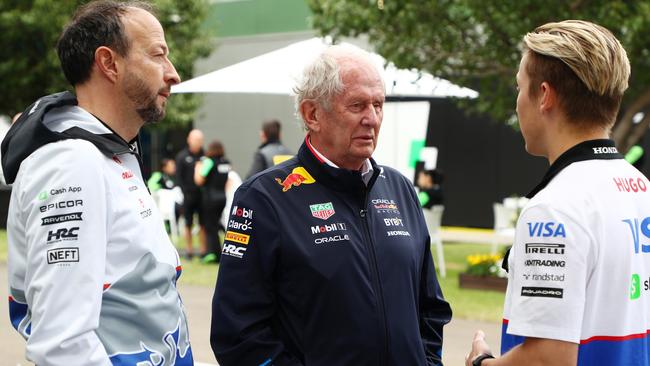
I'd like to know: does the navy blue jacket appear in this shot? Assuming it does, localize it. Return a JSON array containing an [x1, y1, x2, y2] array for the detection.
[[211, 140, 452, 366]]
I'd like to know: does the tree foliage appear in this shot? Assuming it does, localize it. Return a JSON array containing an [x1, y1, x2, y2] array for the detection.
[[0, 0, 213, 127], [308, 0, 650, 151]]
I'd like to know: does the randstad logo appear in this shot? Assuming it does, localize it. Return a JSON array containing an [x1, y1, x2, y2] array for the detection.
[[275, 167, 315, 192], [527, 222, 566, 238], [631, 274, 641, 300]]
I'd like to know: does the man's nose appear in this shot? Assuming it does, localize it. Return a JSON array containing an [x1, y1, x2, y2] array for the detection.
[[165, 57, 181, 85]]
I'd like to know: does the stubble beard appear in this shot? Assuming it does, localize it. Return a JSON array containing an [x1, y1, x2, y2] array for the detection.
[[124, 71, 167, 125]]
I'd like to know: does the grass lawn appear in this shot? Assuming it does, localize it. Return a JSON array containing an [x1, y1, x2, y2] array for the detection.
[[0, 230, 506, 322]]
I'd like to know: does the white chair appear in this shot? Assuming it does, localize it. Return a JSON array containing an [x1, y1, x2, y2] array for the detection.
[[491, 202, 517, 253], [423, 205, 446, 278], [156, 187, 183, 242]]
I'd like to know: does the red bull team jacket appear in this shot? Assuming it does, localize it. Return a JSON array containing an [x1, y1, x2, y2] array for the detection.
[[211, 140, 452, 366]]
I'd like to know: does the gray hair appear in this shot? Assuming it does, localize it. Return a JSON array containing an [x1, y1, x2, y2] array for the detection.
[[294, 44, 380, 128]]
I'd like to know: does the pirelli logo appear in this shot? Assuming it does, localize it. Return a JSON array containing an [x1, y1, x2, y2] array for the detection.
[[225, 231, 250, 245]]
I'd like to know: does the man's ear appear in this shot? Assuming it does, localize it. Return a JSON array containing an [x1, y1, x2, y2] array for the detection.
[[300, 99, 321, 133], [538, 81, 556, 113], [94, 46, 119, 83]]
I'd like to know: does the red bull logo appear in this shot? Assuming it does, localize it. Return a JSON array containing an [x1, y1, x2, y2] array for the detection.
[[275, 167, 315, 192]]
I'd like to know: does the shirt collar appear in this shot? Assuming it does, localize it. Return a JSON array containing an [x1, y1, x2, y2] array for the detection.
[[306, 136, 374, 185], [526, 139, 623, 198]]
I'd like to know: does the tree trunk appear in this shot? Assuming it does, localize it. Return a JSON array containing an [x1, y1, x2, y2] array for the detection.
[[612, 89, 650, 153]]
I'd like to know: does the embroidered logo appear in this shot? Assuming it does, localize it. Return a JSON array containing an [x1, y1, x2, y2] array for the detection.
[[310, 202, 335, 220], [275, 167, 315, 192]]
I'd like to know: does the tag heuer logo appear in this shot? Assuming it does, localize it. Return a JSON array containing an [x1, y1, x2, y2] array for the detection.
[[310, 202, 335, 220]]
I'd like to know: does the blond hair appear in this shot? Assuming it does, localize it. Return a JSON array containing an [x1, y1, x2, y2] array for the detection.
[[522, 20, 630, 127]]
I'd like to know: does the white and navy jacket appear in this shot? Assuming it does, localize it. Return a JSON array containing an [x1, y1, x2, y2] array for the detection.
[[502, 139, 650, 365], [2, 92, 192, 365], [211, 138, 452, 366]]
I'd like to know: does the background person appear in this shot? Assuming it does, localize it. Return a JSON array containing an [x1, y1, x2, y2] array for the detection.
[[417, 168, 445, 209], [194, 140, 231, 264], [1, 1, 193, 364], [211, 44, 451, 366], [175, 128, 207, 260], [466, 20, 647, 366], [245, 118, 293, 179]]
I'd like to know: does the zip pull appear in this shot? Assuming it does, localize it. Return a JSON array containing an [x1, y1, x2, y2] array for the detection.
[[360, 209, 367, 218]]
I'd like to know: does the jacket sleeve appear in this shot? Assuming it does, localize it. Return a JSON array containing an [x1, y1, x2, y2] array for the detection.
[[419, 239, 452, 365], [411, 184, 452, 365], [211, 184, 303, 366], [245, 151, 267, 180], [9, 141, 111, 365]]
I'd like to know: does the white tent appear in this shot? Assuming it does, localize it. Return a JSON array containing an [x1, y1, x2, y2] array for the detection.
[[171, 37, 478, 98]]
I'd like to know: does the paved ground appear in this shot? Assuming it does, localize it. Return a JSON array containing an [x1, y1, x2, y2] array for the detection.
[[1, 264, 501, 365]]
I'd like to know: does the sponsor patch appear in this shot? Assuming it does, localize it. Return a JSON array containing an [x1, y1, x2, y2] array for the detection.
[[527, 222, 566, 238], [229, 219, 253, 232], [140, 209, 152, 219], [310, 202, 335, 220], [128, 185, 138, 192], [525, 243, 565, 255], [311, 223, 346, 234], [387, 230, 410, 237], [524, 259, 565, 267], [521, 286, 563, 298], [371, 198, 400, 214], [122, 170, 134, 179], [275, 167, 315, 192], [592, 146, 618, 154], [222, 244, 246, 258], [231, 205, 253, 219], [47, 227, 79, 243], [622, 218, 650, 254], [39, 200, 83, 213], [613, 177, 647, 193], [47, 247, 79, 264], [225, 231, 250, 245], [383, 217, 403, 227], [37, 191, 48, 201], [41, 212, 83, 226], [522, 273, 565, 282], [631, 274, 641, 300], [314, 234, 349, 244]]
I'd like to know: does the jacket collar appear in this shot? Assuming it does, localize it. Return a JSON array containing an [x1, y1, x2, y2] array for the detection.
[[297, 136, 380, 195], [526, 139, 623, 198], [1, 91, 138, 184]]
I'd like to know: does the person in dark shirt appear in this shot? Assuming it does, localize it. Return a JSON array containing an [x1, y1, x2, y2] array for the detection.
[[175, 129, 207, 259], [417, 169, 444, 209], [245, 119, 293, 179], [195, 140, 231, 264]]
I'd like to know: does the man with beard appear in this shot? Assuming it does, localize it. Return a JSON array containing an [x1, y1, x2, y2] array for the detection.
[[1, 1, 194, 365]]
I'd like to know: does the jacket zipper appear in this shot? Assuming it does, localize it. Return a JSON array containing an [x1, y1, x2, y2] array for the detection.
[[359, 190, 389, 366]]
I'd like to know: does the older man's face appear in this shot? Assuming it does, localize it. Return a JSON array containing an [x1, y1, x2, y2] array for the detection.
[[316, 60, 385, 171]]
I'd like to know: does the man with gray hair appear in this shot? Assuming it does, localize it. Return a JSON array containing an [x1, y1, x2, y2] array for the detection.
[[211, 44, 451, 365], [466, 20, 648, 366]]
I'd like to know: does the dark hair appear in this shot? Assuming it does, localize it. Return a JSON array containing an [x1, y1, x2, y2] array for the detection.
[[262, 119, 281, 142], [525, 51, 622, 129], [56, 0, 155, 86], [422, 169, 444, 185], [160, 158, 174, 170], [206, 140, 225, 158]]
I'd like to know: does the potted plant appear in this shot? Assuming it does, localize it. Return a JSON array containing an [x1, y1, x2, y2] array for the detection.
[[459, 252, 508, 292]]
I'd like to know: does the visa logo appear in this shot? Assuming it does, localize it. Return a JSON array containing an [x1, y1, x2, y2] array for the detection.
[[527, 222, 566, 238], [622, 218, 650, 254]]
